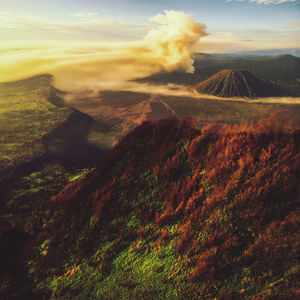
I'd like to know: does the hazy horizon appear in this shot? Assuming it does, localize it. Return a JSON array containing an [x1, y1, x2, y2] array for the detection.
[[1, 0, 299, 86]]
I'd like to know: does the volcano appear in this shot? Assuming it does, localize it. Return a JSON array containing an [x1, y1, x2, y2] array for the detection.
[[195, 69, 282, 98]]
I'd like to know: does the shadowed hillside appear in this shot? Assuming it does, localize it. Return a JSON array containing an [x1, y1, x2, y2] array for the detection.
[[0, 75, 110, 298], [25, 115, 299, 299], [0, 75, 108, 238], [195, 69, 282, 98], [42, 109, 108, 166], [0, 74, 70, 173]]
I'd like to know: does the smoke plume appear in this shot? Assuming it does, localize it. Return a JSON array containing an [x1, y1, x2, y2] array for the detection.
[[0, 11, 206, 92], [145, 10, 206, 73]]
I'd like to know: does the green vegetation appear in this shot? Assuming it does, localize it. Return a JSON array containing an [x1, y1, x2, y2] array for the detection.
[[24, 116, 299, 299], [0, 75, 98, 298], [45, 222, 182, 299], [0, 75, 87, 230], [1, 73, 299, 299], [0, 74, 70, 171], [2, 164, 92, 228]]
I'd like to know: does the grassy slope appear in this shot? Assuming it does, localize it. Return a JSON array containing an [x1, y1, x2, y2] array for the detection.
[[0, 75, 94, 229], [26, 116, 299, 299], [0, 75, 99, 298], [1, 73, 299, 298], [0, 75, 69, 171]]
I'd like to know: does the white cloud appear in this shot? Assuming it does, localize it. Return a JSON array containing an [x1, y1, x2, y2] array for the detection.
[[69, 12, 99, 20], [250, 0, 297, 4], [199, 23, 300, 53], [0, 12, 153, 42], [0, 11, 207, 85], [227, 0, 299, 4]]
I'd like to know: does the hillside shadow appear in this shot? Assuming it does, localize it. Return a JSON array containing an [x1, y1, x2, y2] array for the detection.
[[0, 230, 34, 299]]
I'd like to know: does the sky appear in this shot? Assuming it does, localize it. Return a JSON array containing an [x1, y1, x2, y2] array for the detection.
[[0, 0, 299, 85], [1, 0, 299, 51]]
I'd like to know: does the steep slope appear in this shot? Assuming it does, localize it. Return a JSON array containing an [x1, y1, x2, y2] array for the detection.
[[0, 75, 102, 297], [42, 110, 108, 165], [0, 74, 110, 173], [195, 69, 282, 98], [25, 116, 299, 299], [0, 75, 108, 242], [0, 74, 70, 172]]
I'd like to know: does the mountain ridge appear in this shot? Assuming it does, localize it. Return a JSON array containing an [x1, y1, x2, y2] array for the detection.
[[24, 116, 299, 299]]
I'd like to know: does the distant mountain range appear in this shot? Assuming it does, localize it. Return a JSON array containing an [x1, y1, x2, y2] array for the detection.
[[138, 54, 300, 96], [233, 48, 300, 57], [195, 69, 282, 98]]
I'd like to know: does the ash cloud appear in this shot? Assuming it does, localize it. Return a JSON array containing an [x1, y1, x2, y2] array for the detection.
[[0, 11, 207, 94], [145, 10, 207, 73]]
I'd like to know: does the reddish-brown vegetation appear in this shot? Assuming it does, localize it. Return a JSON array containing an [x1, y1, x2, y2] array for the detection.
[[25, 114, 299, 298]]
